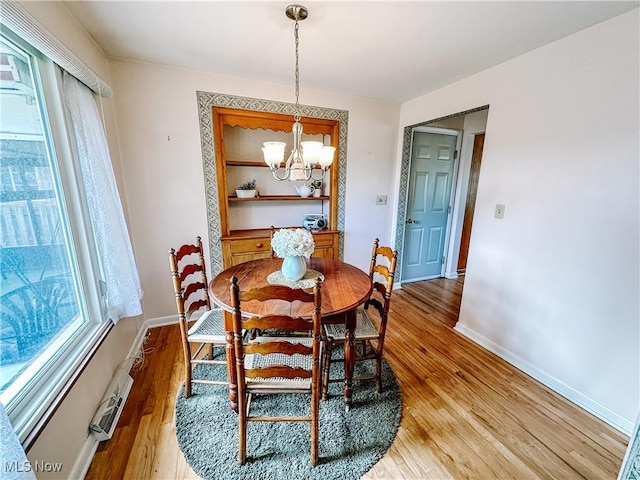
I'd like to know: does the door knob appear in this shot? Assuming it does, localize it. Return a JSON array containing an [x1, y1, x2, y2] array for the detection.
[[406, 218, 415, 224]]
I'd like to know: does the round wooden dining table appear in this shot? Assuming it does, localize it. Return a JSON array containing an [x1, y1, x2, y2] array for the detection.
[[209, 257, 373, 410]]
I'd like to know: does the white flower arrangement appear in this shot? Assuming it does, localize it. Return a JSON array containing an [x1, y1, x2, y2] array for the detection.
[[270, 228, 315, 258]]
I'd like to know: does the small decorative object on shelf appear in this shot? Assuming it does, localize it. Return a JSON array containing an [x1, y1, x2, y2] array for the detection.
[[302, 214, 327, 230], [294, 183, 314, 198], [236, 179, 257, 198], [311, 179, 322, 197], [271, 228, 315, 281]]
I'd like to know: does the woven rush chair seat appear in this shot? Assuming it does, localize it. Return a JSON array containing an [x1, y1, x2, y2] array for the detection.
[[187, 308, 226, 342], [244, 337, 318, 391], [324, 309, 379, 341]]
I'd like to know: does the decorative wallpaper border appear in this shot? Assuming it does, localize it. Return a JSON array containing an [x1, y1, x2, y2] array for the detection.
[[394, 105, 489, 281], [619, 415, 640, 479], [196, 92, 349, 275]]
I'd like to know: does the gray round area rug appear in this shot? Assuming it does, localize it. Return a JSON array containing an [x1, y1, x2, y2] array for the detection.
[[175, 347, 402, 480]]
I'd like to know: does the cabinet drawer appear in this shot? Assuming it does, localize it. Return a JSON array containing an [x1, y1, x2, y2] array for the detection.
[[227, 237, 271, 254], [311, 247, 334, 259], [312, 234, 335, 247], [229, 251, 272, 266]]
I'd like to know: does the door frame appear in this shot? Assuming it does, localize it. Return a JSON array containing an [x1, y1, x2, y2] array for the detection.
[[401, 126, 462, 283], [457, 132, 485, 274], [393, 105, 489, 286]]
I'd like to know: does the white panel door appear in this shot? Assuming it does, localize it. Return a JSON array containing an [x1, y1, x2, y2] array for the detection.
[[402, 131, 457, 282]]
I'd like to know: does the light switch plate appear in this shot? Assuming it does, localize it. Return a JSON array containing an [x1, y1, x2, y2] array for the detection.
[[495, 203, 506, 219]]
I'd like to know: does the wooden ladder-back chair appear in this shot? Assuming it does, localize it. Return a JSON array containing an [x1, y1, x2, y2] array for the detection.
[[169, 236, 227, 398], [230, 276, 323, 466], [322, 238, 397, 398]]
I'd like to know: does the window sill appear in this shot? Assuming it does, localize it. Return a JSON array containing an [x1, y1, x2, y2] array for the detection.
[[2, 320, 113, 450]]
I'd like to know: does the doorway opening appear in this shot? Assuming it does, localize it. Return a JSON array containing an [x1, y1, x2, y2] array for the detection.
[[401, 126, 461, 283], [395, 105, 489, 286]]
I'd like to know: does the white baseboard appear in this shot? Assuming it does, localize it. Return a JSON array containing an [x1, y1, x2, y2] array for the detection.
[[146, 314, 179, 329], [68, 427, 100, 479], [454, 323, 634, 435]]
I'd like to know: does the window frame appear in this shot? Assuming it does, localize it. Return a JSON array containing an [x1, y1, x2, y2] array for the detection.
[[0, 27, 111, 445]]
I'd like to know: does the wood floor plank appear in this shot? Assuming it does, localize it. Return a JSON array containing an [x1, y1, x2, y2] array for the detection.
[[85, 277, 628, 479]]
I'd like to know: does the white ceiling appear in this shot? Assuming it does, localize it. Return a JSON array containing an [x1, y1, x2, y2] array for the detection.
[[63, 1, 639, 103]]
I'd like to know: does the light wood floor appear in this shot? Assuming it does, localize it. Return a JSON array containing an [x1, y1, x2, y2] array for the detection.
[[86, 277, 629, 479]]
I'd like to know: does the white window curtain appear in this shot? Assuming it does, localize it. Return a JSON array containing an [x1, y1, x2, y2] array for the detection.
[[0, 403, 35, 480], [62, 71, 142, 322]]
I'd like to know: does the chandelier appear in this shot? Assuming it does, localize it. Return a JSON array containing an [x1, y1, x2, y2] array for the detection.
[[262, 4, 335, 181]]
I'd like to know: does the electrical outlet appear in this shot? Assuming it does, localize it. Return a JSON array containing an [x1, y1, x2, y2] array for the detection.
[[494, 203, 506, 219], [375, 195, 387, 205]]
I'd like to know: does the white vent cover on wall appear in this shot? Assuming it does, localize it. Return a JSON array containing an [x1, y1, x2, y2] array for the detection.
[[89, 370, 133, 441]]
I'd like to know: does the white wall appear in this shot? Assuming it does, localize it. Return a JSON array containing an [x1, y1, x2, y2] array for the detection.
[[399, 10, 639, 432], [14, 2, 141, 478], [107, 59, 400, 320]]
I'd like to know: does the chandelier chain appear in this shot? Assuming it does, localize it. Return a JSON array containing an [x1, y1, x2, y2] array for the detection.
[[261, 5, 333, 181], [294, 19, 300, 121]]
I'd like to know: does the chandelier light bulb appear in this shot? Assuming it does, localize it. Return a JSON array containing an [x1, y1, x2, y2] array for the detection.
[[262, 142, 286, 167], [318, 146, 336, 168], [301, 141, 323, 164]]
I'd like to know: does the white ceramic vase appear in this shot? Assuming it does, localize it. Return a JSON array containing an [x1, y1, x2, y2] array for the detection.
[[281, 256, 306, 281]]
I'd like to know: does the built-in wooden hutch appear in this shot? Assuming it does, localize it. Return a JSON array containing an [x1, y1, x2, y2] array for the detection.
[[212, 107, 342, 267]]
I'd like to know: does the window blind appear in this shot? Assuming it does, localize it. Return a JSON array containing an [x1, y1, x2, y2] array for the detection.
[[0, 0, 111, 97]]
